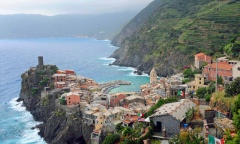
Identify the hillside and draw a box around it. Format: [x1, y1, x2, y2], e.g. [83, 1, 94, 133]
[0, 12, 136, 39]
[111, 0, 240, 76]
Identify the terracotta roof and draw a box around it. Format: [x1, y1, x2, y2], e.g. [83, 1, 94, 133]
[207, 62, 232, 70]
[195, 52, 206, 57]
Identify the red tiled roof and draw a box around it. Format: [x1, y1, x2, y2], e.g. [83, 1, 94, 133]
[207, 62, 232, 70]
[195, 52, 206, 57]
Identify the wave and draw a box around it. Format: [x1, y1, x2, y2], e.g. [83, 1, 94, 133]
[127, 72, 149, 77]
[118, 67, 135, 71]
[99, 57, 116, 61]
[9, 98, 46, 144]
[9, 98, 26, 112]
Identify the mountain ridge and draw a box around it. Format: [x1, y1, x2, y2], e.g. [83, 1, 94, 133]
[110, 0, 240, 76]
[0, 12, 137, 40]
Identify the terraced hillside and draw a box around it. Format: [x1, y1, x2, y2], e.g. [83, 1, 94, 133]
[111, 0, 240, 76]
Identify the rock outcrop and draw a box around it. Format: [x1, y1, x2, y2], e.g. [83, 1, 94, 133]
[18, 65, 92, 144]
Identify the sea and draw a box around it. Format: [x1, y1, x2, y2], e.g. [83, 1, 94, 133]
[0, 38, 149, 144]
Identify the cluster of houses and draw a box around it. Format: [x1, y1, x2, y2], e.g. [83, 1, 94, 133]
[49, 52, 240, 143]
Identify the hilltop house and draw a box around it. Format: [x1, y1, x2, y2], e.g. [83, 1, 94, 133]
[195, 52, 212, 69]
[149, 99, 196, 136]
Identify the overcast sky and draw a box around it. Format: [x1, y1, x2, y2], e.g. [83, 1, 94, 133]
[0, 0, 153, 15]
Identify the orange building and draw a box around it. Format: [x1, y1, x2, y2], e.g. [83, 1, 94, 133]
[203, 62, 233, 83]
[66, 70, 75, 75]
[195, 53, 212, 69]
[66, 92, 81, 106]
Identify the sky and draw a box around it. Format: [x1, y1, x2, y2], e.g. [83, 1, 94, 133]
[0, 0, 153, 16]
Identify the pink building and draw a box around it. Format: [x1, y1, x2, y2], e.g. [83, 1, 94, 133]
[195, 53, 212, 69]
[203, 62, 233, 83]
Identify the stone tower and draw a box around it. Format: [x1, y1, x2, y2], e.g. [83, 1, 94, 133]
[150, 67, 157, 85]
[37, 56, 44, 69]
[38, 56, 44, 66]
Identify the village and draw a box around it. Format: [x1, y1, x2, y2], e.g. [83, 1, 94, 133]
[40, 52, 240, 144]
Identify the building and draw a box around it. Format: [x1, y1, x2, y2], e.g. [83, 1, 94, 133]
[110, 94, 126, 107]
[150, 68, 157, 86]
[203, 62, 233, 83]
[120, 95, 146, 107]
[195, 52, 212, 69]
[66, 92, 81, 106]
[187, 74, 206, 92]
[232, 62, 240, 80]
[149, 99, 196, 135]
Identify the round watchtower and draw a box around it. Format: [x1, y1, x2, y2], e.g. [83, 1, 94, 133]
[150, 68, 157, 85]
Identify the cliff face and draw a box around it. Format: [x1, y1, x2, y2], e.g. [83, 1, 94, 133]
[111, 0, 240, 76]
[19, 65, 93, 144]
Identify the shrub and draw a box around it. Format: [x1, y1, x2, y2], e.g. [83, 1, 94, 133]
[205, 94, 211, 102]
[102, 134, 120, 144]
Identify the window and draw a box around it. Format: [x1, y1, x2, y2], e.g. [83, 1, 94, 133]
[238, 67, 240, 71]
[199, 82, 201, 84]
[199, 78, 201, 80]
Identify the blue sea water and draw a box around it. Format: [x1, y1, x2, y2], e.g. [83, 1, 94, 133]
[0, 38, 149, 144]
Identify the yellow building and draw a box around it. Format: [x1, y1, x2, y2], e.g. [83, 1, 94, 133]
[187, 74, 205, 92]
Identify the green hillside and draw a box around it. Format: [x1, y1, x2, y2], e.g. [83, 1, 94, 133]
[111, 0, 240, 76]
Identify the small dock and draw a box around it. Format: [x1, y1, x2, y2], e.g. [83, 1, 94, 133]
[99, 80, 131, 94]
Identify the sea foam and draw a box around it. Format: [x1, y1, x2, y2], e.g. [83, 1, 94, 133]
[9, 98, 46, 144]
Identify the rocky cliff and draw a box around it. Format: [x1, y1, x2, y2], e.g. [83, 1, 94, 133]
[111, 0, 240, 76]
[18, 65, 93, 144]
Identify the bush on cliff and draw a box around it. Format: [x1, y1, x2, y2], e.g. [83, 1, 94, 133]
[102, 133, 120, 144]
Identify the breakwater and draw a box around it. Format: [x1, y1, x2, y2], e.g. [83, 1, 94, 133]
[99, 80, 131, 94]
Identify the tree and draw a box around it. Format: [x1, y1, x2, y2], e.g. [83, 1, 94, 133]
[102, 134, 120, 144]
[205, 94, 211, 102]
[196, 87, 207, 98]
[115, 123, 124, 132]
[207, 82, 215, 94]
[225, 77, 240, 97]
[122, 127, 133, 137]
[217, 75, 223, 85]
[232, 95, 240, 114]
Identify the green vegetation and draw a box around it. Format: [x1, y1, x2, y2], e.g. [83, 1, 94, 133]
[225, 77, 240, 97]
[225, 95, 240, 144]
[55, 109, 66, 117]
[211, 91, 237, 112]
[115, 123, 124, 133]
[183, 68, 201, 79]
[224, 35, 240, 59]
[145, 97, 177, 117]
[102, 134, 121, 144]
[49, 65, 59, 74]
[185, 108, 195, 124]
[31, 88, 38, 95]
[42, 95, 50, 106]
[182, 78, 191, 84]
[114, 0, 240, 74]
[170, 132, 204, 144]
[196, 87, 207, 99]
[205, 94, 211, 102]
